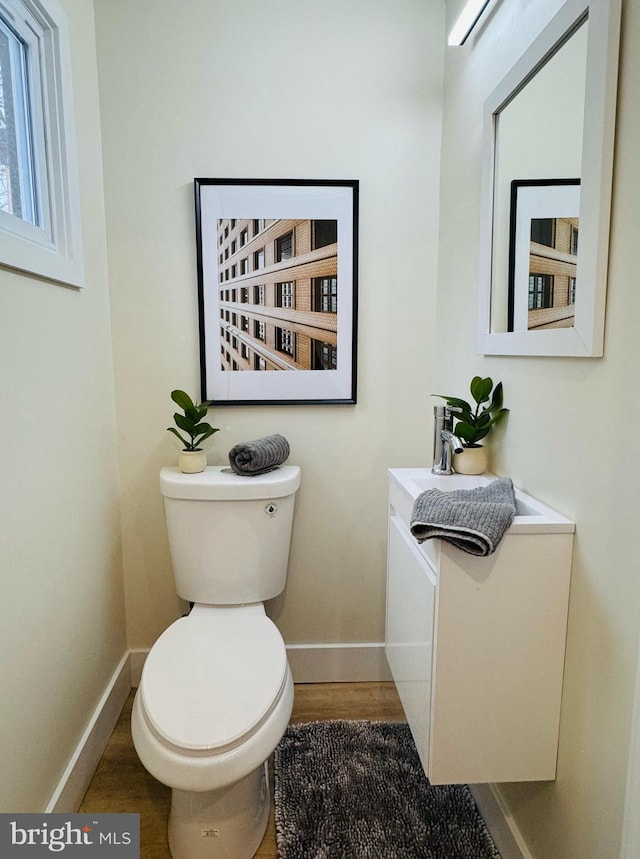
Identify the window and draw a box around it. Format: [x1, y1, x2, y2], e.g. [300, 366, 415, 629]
[0, 0, 84, 286]
[276, 327, 296, 358]
[275, 281, 295, 308]
[240, 257, 248, 275]
[0, 19, 37, 224]
[570, 225, 579, 255]
[275, 231, 293, 262]
[253, 284, 265, 304]
[312, 340, 337, 370]
[531, 218, 555, 248]
[569, 276, 577, 304]
[529, 274, 554, 310]
[254, 319, 265, 340]
[312, 220, 337, 249]
[253, 248, 265, 269]
[313, 276, 338, 313]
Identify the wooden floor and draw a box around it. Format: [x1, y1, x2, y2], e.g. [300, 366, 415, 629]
[79, 682, 406, 858]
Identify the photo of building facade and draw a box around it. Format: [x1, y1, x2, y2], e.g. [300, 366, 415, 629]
[527, 216, 579, 330]
[216, 218, 339, 371]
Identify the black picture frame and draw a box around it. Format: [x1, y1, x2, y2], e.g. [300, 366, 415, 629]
[194, 178, 358, 405]
[508, 178, 580, 332]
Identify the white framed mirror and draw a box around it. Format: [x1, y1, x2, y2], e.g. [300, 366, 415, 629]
[477, 0, 621, 357]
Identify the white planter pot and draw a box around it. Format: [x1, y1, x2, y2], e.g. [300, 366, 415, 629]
[178, 450, 207, 474]
[453, 445, 488, 475]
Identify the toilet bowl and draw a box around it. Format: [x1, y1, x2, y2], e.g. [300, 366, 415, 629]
[132, 605, 294, 858]
[132, 466, 300, 859]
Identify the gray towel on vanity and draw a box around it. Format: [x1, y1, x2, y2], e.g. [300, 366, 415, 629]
[410, 477, 517, 556]
[228, 434, 290, 476]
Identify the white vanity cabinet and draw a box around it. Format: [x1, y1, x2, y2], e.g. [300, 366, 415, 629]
[385, 468, 575, 785]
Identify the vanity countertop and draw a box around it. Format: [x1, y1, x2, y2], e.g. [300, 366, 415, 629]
[388, 468, 575, 535]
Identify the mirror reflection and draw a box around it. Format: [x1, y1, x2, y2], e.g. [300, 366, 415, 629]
[490, 19, 588, 333]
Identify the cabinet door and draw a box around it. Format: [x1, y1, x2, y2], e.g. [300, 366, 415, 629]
[385, 515, 436, 773]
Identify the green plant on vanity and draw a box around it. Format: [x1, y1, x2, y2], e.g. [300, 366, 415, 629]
[436, 376, 508, 447]
[167, 389, 219, 473]
[435, 377, 508, 475]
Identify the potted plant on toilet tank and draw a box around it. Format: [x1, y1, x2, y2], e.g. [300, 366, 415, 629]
[436, 376, 508, 474]
[167, 389, 219, 473]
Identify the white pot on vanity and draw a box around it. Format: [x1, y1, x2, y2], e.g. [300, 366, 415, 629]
[452, 444, 487, 475]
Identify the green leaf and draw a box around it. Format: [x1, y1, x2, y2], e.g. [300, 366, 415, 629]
[435, 395, 472, 413]
[477, 409, 508, 434]
[489, 381, 504, 413]
[193, 426, 219, 446]
[171, 390, 195, 412]
[174, 413, 195, 434]
[191, 421, 217, 436]
[454, 421, 481, 445]
[470, 376, 492, 406]
[167, 426, 189, 447]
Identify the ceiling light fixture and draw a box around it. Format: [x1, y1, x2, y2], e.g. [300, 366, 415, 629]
[448, 0, 493, 46]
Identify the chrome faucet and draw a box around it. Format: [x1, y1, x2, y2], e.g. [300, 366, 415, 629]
[432, 405, 464, 475]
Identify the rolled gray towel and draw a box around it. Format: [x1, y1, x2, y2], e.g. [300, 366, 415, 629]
[410, 477, 516, 556]
[228, 434, 290, 476]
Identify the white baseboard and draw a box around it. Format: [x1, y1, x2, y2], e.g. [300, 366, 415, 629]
[129, 648, 149, 688]
[46, 652, 131, 813]
[470, 784, 532, 859]
[130, 642, 392, 687]
[45, 642, 391, 812]
[621, 631, 640, 858]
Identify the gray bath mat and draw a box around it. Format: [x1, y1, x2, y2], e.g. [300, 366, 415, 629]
[274, 720, 501, 859]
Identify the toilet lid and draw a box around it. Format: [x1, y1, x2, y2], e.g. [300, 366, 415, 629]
[140, 613, 288, 752]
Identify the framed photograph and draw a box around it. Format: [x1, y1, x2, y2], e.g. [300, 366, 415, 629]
[508, 179, 580, 332]
[194, 178, 358, 405]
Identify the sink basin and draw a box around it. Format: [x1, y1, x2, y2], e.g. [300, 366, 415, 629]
[389, 468, 574, 534]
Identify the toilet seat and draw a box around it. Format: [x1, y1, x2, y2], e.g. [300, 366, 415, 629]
[139, 611, 288, 754]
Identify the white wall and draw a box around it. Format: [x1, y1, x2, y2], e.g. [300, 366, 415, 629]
[438, 1, 640, 856]
[0, 0, 126, 812]
[94, 0, 445, 649]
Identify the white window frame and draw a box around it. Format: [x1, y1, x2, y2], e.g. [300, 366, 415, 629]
[0, 0, 84, 287]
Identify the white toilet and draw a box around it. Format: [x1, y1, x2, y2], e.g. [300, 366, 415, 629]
[131, 464, 301, 859]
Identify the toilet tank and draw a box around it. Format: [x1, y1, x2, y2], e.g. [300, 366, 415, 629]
[159, 466, 301, 605]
